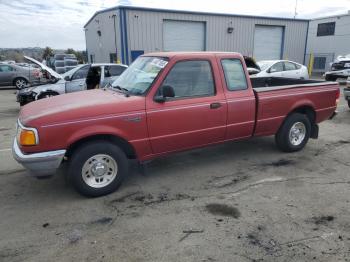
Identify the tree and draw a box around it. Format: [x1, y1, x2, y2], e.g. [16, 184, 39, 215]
[65, 48, 86, 64]
[42, 46, 53, 60]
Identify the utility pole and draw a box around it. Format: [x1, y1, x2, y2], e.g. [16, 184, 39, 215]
[294, 0, 298, 19]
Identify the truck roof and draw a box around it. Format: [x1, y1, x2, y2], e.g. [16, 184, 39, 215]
[143, 51, 243, 59]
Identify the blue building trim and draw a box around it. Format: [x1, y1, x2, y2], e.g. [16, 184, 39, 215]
[84, 5, 309, 28]
[303, 20, 310, 65]
[119, 9, 125, 64]
[122, 9, 130, 64]
[280, 26, 286, 59]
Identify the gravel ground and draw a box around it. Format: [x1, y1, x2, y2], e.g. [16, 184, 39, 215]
[0, 86, 349, 262]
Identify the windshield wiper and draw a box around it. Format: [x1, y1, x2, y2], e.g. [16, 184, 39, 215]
[112, 85, 131, 97]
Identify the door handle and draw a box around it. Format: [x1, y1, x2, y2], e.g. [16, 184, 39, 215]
[210, 102, 222, 109]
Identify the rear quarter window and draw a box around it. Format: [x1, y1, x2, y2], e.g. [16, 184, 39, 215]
[105, 65, 126, 77]
[221, 59, 248, 91]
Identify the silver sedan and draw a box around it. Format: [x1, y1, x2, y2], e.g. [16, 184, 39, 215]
[0, 63, 41, 89]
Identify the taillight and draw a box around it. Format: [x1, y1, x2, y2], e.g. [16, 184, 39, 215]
[335, 88, 340, 105]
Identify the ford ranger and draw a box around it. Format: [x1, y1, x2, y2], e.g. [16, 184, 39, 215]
[13, 52, 340, 197]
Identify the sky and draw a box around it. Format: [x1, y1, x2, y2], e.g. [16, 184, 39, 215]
[0, 0, 349, 50]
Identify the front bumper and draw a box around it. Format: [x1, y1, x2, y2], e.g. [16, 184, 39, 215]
[16, 90, 36, 105]
[12, 139, 66, 177]
[344, 88, 350, 100]
[324, 69, 350, 78]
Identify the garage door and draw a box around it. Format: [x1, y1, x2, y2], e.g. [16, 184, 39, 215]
[253, 25, 284, 61]
[163, 20, 205, 51]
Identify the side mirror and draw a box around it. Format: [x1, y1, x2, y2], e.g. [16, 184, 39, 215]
[269, 68, 277, 73]
[154, 85, 175, 103]
[64, 75, 71, 81]
[162, 85, 175, 98]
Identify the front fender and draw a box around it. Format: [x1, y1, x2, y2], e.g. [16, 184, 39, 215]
[65, 124, 130, 148]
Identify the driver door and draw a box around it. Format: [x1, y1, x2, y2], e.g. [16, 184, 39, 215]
[65, 65, 90, 93]
[146, 58, 227, 154]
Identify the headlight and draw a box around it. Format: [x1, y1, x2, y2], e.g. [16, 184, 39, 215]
[16, 121, 39, 146]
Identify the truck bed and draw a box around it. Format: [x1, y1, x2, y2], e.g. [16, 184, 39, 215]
[250, 77, 327, 90]
[250, 77, 339, 137]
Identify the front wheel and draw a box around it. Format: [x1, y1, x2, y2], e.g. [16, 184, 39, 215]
[347, 100, 350, 109]
[68, 141, 129, 197]
[275, 113, 311, 152]
[14, 78, 28, 89]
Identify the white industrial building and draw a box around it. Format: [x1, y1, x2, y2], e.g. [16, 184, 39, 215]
[306, 11, 350, 73]
[84, 6, 309, 65]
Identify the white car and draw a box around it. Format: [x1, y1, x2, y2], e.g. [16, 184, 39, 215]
[256, 60, 309, 79]
[17, 62, 128, 105]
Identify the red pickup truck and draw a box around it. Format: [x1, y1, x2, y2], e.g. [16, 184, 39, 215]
[13, 52, 339, 197]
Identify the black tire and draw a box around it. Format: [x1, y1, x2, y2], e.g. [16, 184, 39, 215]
[37, 91, 58, 100]
[14, 78, 28, 89]
[325, 75, 337, 81]
[68, 141, 129, 197]
[275, 113, 311, 152]
[348, 100, 350, 109]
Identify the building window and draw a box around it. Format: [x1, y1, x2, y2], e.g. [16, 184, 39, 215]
[110, 53, 117, 63]
[317, 22, 335, 36]
[313, 57, 327, 70]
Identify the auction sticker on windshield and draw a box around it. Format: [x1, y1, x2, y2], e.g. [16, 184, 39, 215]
[150, 58, 168, 68]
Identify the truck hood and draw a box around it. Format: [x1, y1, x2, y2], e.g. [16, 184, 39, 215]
[19, 89, 145, 127]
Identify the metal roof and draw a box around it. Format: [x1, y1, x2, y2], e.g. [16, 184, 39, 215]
[84, 5, 309, 28]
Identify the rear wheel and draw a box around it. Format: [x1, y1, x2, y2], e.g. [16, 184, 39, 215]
[275, 113, 311, 152]
[14, 78, 28, 89]
[68, 141, 129, 197]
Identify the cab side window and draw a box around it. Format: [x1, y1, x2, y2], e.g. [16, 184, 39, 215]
[106, 65, 126, 77]
[0, 65, 14, 72]
[160, 60, 215, 99]
[221, 59, 248, 91]
[72, 66, 89, 80]
[284, 62, 297, 71]
[270, 62, 284, 72]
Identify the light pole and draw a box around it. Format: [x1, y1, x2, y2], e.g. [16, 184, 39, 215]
[294, 0, 298, 19]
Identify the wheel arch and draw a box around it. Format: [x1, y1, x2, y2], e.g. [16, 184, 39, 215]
[37, 90, 60, 99]
[65, 134, 137, 160]
[277, 104, 317, 139]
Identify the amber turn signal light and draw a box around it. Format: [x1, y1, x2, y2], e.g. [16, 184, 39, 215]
[19, 129, 37, 146]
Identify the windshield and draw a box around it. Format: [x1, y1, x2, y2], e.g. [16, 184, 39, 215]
[111, 56, 168, 95]
[257, 61, 274, 71]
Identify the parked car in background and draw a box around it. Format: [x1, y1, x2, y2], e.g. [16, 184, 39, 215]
[13, 52, 339, 197]
[324, 54, 350, 81]
[244, 56, 261, 75]
[0, 63, 41, 89]
[16, 63, 127, 105]
[256, 60, 309, 79]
